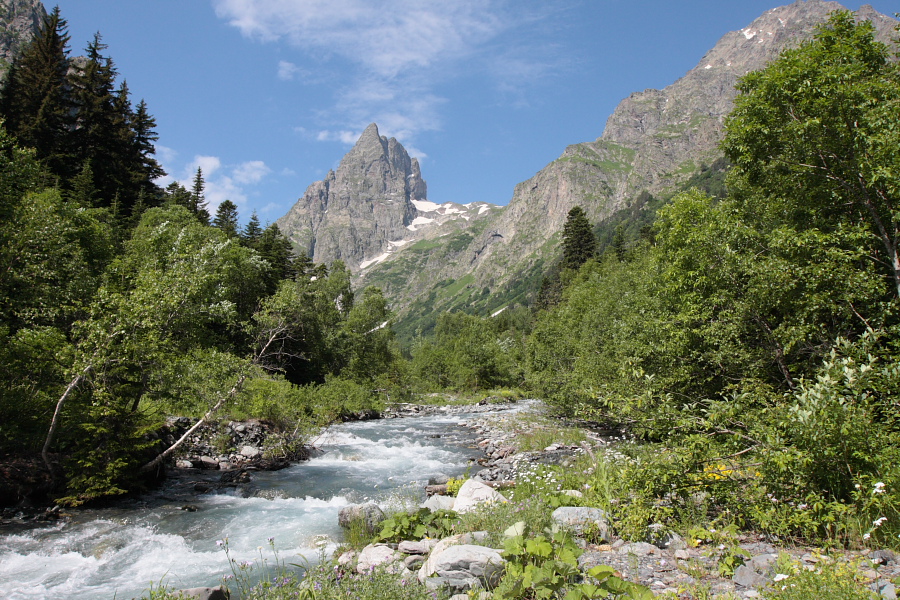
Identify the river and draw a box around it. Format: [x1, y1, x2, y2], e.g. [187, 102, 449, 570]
[0, 404, 518, 599]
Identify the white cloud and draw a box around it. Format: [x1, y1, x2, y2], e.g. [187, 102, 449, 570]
[233, 160, 272, 184]
[212, 0, 564, 152]
[277, 60, 299, 81]
[165, 155, 272, 213]
[187, 155, 223, 178]
[213, 0, 504, 78]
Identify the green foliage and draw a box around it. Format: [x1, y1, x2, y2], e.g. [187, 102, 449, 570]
[762, 554, 878, 600]
[561, 206, 596, 271]
[410, 311, 524, 392]
[374, 508, 457, 543]
[495, 532, 652, 600]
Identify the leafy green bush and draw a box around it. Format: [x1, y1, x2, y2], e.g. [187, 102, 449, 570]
[494, 532, 653, 600]
[374, 508, 457, 543]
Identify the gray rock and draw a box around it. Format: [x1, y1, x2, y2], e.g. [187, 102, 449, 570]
[551, 507, 611, 541]
[175, 460, 193, 469]
[404, 554, 427, 569]
[338, 502, 386, 533]
[357, 544, 400, 573]
[617, 542, 657, 557]
[747, 553, 777, 575]
[240, 445, 260, 458]
[198, 456, 219, 469]
[428, 473, 451, 486]
[453, 479, 508, 514]
[398, 539, 438, 555]
[421, 544, 505, 588]
[873, 581, 898, 600]
[871, 549, 898, 565]
[177, 587, 230, 600]
[422, 494, 456, 512]
[732, 564, 767, 588]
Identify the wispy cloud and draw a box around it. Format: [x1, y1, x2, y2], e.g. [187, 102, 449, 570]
[212, 0, 566, 150]
[156, 152, 273, 213]
[277, 60, 299, 81]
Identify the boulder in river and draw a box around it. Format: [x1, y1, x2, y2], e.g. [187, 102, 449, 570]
[338, 502, 386, 533]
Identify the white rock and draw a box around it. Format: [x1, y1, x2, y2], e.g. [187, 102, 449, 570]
[422, 495, 456, 512]
[420, 544, 505, 587]
[357, 544, 399, 573]
[453, 479, 507, 514]
[240, 445, 260, 458]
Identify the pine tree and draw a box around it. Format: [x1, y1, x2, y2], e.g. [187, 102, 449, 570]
[212, 200, 239, 238]
[0, 6, 74, 176]
[68, 160, 97, 207]
[128, 99, 164, 201]
[190, 167, 210, 224]
[241, 210, 262, 247]
[561, 206, 596, 271]
[69, 33, 126, 206]
[257, 223, 296, 292]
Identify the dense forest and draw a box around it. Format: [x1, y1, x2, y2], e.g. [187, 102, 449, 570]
[2, 7, 900, 551]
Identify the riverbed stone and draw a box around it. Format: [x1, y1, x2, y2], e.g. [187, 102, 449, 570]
[338, 502, 386, 533]
[177, 586, 230, 600]
[175, 460, 193, 469]
[428, 473, 451, 485]
[422, 494, 456, 512]
[357, 543, 400, 573]
[399, 539, 438, 555]
[551, 507, 611, 541]
[240, 445, 260, 458]
[198, 456, 219, 469]
[453, 479, 507, 514]
[419, 544, 505, 588]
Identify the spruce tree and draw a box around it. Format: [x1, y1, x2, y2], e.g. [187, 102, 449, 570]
[561, 206, 596, 271]
[212, 199, 239, 238]
[190, 167, 210, 224]
[0, 6, 74, 176]
[241, 210, 262, 247]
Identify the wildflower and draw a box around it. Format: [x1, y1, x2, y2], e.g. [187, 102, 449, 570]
[268, 536, 275, 543]
[864, 533, 872, 540]
[874, 517, 888, 527]
[774, 574, 789, 582]
[874, 482, 886, 494]
[216, 540, 224, 547]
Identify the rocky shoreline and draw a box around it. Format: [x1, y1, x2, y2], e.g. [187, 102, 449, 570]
[336, 399, 900, 600]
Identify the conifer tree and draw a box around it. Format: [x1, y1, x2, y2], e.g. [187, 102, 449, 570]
[212, 199, 239, 238]
[561, 206, 596, 271]
[68, 33, 125, 205]
[0, 6, 74, 176]
[241, 210, 263, 247]
[190, 167, 210, 224]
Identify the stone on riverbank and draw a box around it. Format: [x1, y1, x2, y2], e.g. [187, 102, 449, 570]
[453, 479, 507, 514]
[338, 502, 386, 533]
[551, 506, 611, 541]
[176, 586, 229, 600]
[419, 544, 505, 590]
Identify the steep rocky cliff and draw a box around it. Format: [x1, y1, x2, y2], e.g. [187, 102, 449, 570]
[277, 1, 898, 339]
[0, 0, 45, 76]
[277, 123, 498, 271]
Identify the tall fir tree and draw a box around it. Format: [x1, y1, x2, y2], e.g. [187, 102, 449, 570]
[190, 167, 210, 224]
[561, 206, 596, 271]
[212, 199, 239, 238]
[241, 210, 263, 248]
[0, 6, 74, 177]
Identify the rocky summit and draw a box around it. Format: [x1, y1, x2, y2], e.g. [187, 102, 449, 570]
[0, 0, 45, 76]
[277, 122, 497, 272]
[275, 1, 899, 338]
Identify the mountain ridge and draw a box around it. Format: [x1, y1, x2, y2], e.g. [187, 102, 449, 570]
[275, 1, 898, 340]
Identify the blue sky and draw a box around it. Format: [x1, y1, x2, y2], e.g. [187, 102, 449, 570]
[55, 0, 896, 223]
